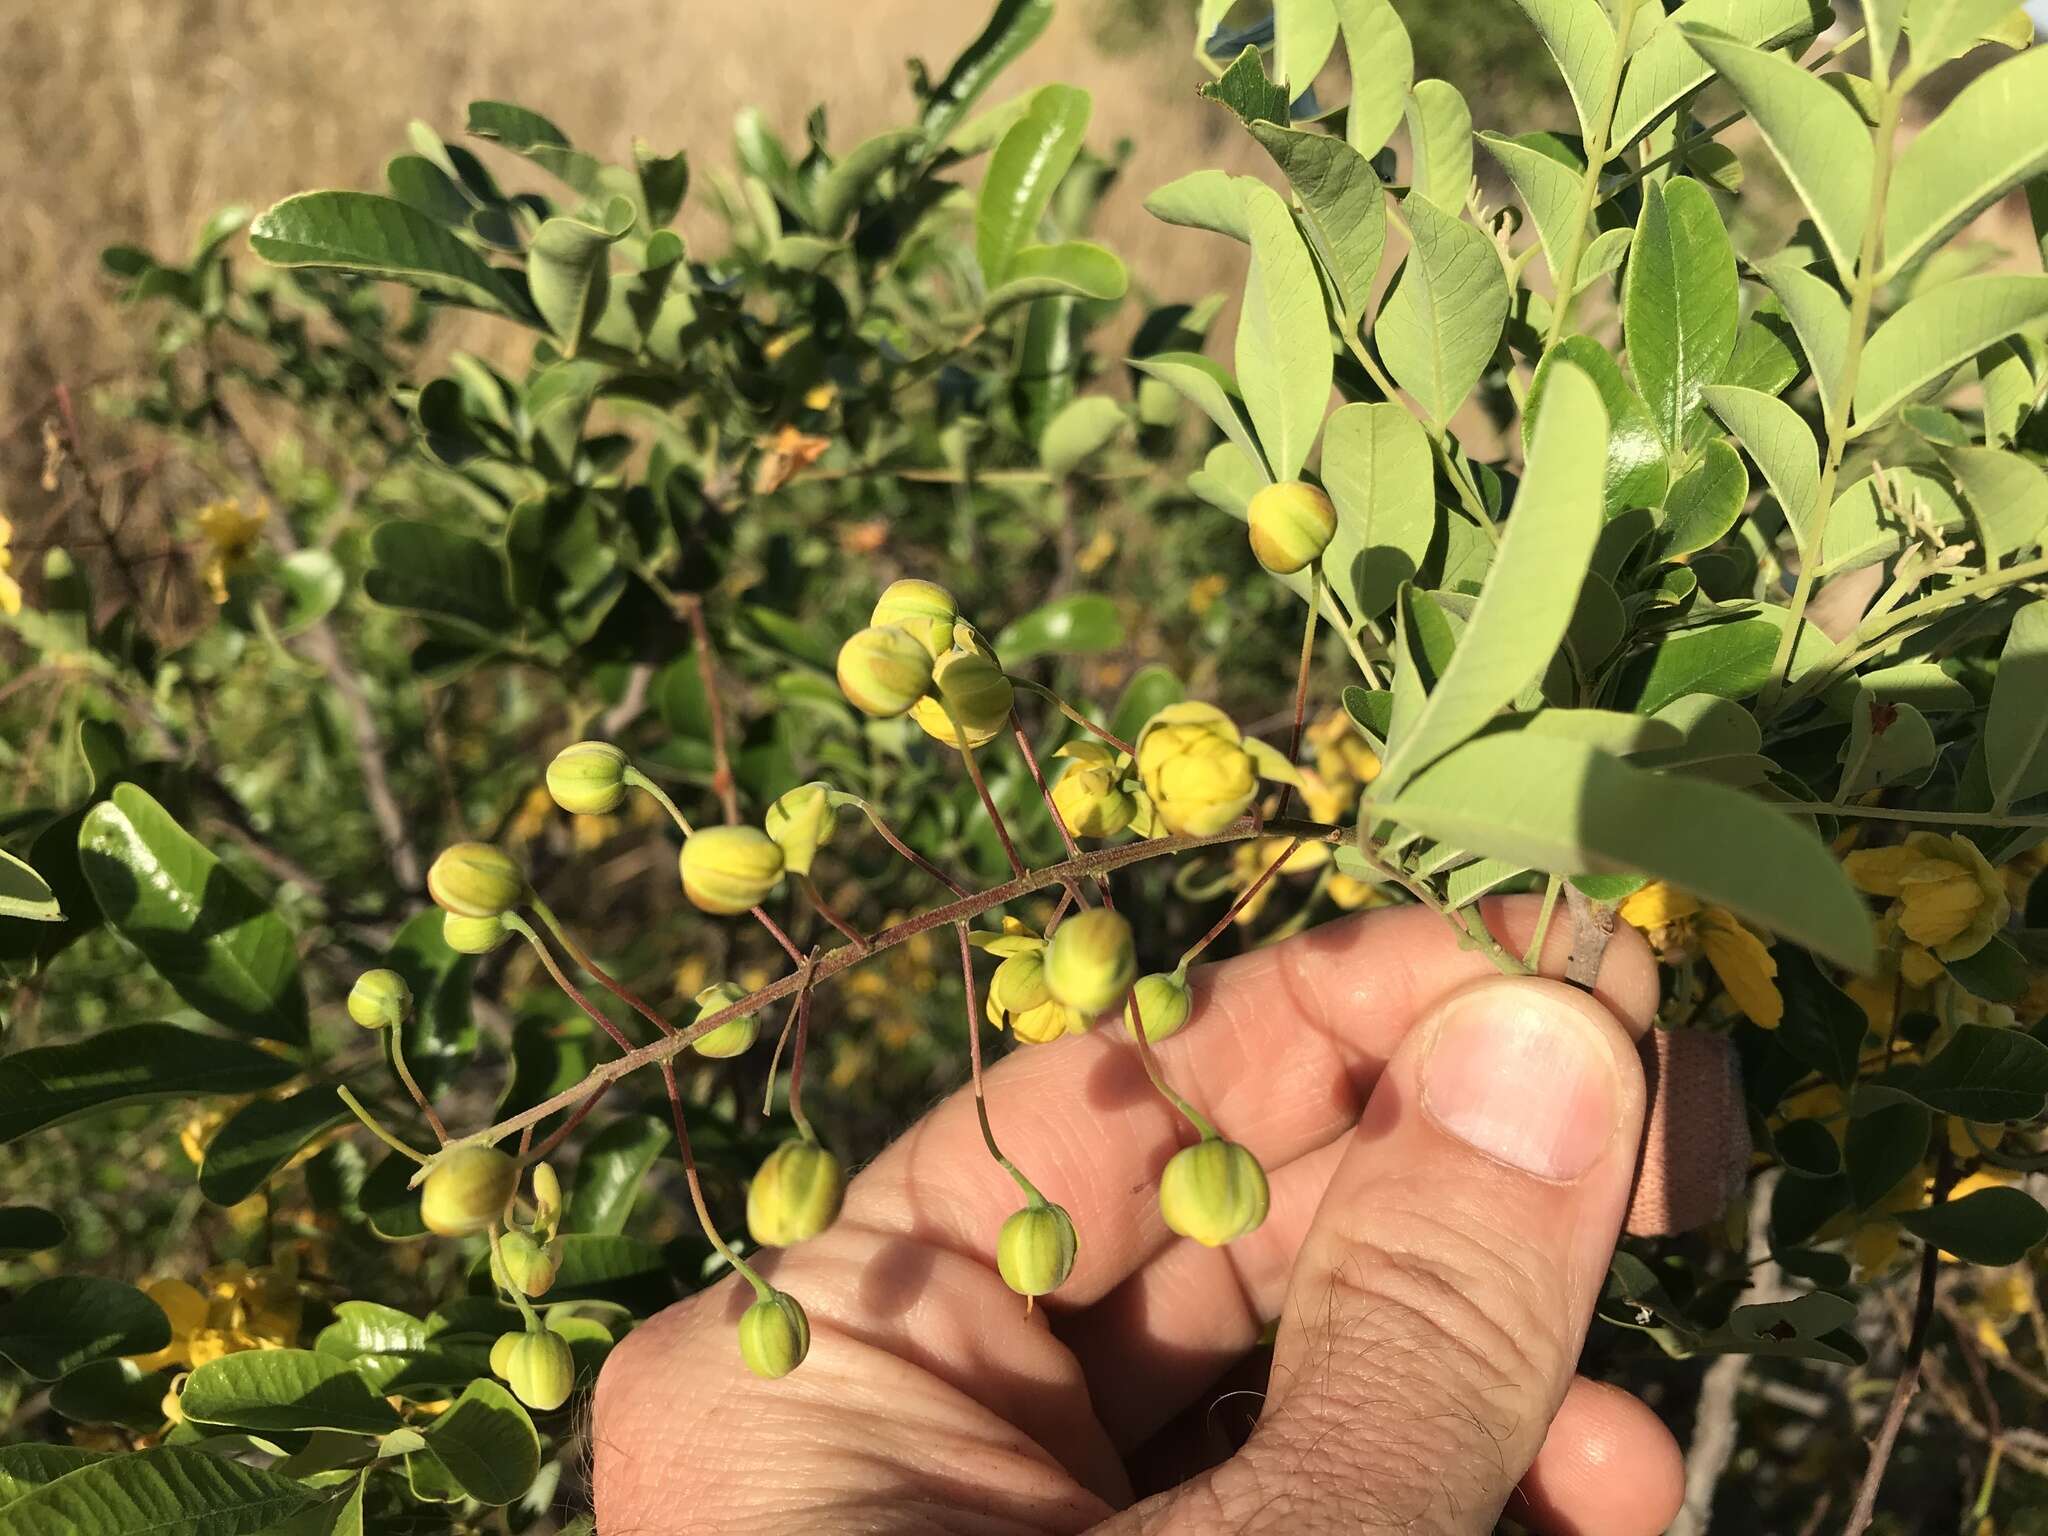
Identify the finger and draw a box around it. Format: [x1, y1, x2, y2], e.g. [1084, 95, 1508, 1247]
[843, 897, 1655, 1305]
[1509, 1378, 1685, 1536]
[1200, 975, 1648, 1534]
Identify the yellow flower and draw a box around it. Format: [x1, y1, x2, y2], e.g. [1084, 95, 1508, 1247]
[127, 1261, 302, 1373]
[1076, 529, 1117, 574]
[752, 425, 831, 495]
[1619, 882, 1782, 1029]
[1229, 835, 1328, 926]
[1135, 703, 1260, 836]
[1307, 710, 1382, 789]
[0, 514, 22, 617]
[1327, 870, 1391, 911]
[1187, 573, 1227, 617]
[1845, 832, 2010, 961]
[194, 498, 269, 605]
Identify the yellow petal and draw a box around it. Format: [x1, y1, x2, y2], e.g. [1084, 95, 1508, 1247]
[1699, 910, 1783, 1030]
[1843, 844, 1921, 896]
[1618, 881, 1701, 930]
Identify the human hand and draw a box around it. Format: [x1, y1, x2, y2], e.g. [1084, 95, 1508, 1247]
[594, 898, 1687, 1535]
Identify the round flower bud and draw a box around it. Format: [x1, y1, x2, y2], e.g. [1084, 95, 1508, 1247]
[679, 825, 785, 915]
[496, 1229, 560, 1298]
[691, 982, 758, 1058]
[1158, 1139, 1270, 1248]
[503, 1329, 576, 1411]
[489, 1331, 520, 1381]
[1128, 971, 1193, 1043]
[837, 625, 933, 717]
[1135, 703, 1259, 837]
[443, 912, 509, 955]
[546, 740, 629, 816]
[909, 644, 1014, 750]
[427, 842, 526, 920]
[346, 968, 411, 1031]
[738, 1291, 811, 1379]
[1246, 480, 1338, 575]
[1042, 909, 1136, 1019]
[871, 578, 957, 658]
[531, 1162, 562, 1223]
[996, 1203, 1078, 1297]
[419, 1145, 518, 1237]
[764, 782, 836, 878]
[747, 1139, 846, 1248]
[1051, 742, 1136, 839]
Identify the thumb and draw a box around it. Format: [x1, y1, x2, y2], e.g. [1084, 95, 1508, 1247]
[1222, 976, 1647, 1534]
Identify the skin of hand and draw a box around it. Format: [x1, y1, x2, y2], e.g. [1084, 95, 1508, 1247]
[594, 897, 1689, 1536]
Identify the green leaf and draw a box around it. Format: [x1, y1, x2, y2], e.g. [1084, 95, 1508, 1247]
[1846, 1102, 1931, 1207]
[1945, 934, 2028, 1002]
[1774, 1118, 1842, 1178]
[0, 1447, 315, 1536]
[1378, 733, 1876, 966]
[527, 197, 634, 353]
[1403, 80, 1473, 212]
[977, 84, 1090, 286]
[1610, 0, 1832, 149]
[813, 128, 920, 236]
[1245, 123, 1388, 326]
[1275, 0, 1342, 98]
[1987, 600, 2048, 813]
[1377, 363, 1606, 796]
[1708, 1290, 1864, 1365]
[1839, 696, 1935, 794]
[1507, 0, 1617, 140]
[420, 1379, 541, 1504]
[49, 1358, 171, 1430]
[1943, 444, 2048, 562]
[1677, 24, 1872, 276]
[0, 1447, 110, 1507]
[276, 549, 345, 636]
[1334, 0, 1413, 157]
[994, 595, 1124, 662]
[636, 144, 690, 228]
[363, 520, 516, 637]
[1039, 396, 1128, 479]
[1855, 275, 2048, 426]
[1703, 383, 1819, 534]
[0, 848, 61, 922]
[1143, 169, 1251, 241]
[1626, 178, 1739, 450]
[1376, 194, 1509, 428]
[199, 1086, 350, 1207]
[1884, 47, 2048, 279]
[1319, 402, 1436, 620]
[0, 1205, 66, 1257]
[182, 1348, 402, 1436]
[1199, 46, 1290, 127]
[1906, 0, 2034, 64]
[1874, 1024, 2048, 1120]
[1528, 336, 1669, 518]
[920, 0, 1055, 149]
[1238, 182, 1334, 482]
[1614, 616, 1782, 715]
[1754, 255, 1848, 422]
[249, 192, 529, 318]
[1132, 353, 1268, 476]
[1477, 133, 1588, 289]
[1863, 0, 1908, 74]
[1899, 1185, 2048, 1265]
[1775, 948, 1869, 1087]
[1111, 666, 1185, 745]
[465, 101, 609, 198]
[1388, 585, 1464, 750]
[1657, 438, 1749, 559]
[77, 784, 306, 1042]
[1819, 465, 1967, 576]
[0, 1023, 296, 1144]
[0, 1277, 168, 1380]
[985, 240, 1127, 309]
[565, 1114, 670, 1236]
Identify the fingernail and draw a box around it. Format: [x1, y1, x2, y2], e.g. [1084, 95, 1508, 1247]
[1419, 988, 1619, 1182]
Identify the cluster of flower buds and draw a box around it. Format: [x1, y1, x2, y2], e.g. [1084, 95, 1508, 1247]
[1135, 702, 1301, 836]
[976, 923, 1086, 1043]
[427, 842, 527, 955]
[835, 580, 1015, 749]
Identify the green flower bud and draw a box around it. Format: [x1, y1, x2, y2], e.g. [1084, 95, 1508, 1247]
[996, 1203, 1078, 1298]
[346, 968, 411, 1031]
[691, 982, 759, 1058]
[504, 1329, 576, 1411]
[764, 782, 836, 878]
[443, 912, 510, 955]
[489, 1331, 520, 1381]
[546, 740, 629, 816]
[909, 642, 1014, 750]
[738, 1291, 811, 1379]
[1246, 480, 1338, 575]
[746, 1139, 846, 1247]
[419, 1146, 518, 1237]
[1158, 1139, 1269, 1248]
[531, 1162, 562, 1227]
[496, 1229, 560, 1298]
[870, 578, 958, 658]
[427, 842, 526, 920]
[837, 624, 934, 717]
[1135, 703, 1259, 837]
[1042, 909, 1136, 1019]
[679, 825, 785, 915]
[985, 950, 1082, 1044]
[1128, 971, 1193, 1043]
[1050, 741, 1136, 839]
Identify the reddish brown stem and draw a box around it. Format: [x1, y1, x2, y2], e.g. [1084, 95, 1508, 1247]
[1180, 836, 1303, 966]
[800, 874, 868, 951]
[510, 916, 637, 1056]
[958, 732, 1028, 881]
[860, 804, 970, 897]
[679, 593, 742, 826]
[1009, 716, 1102, 908]
[788, 967, 817, 1143]
[529, 1082, 613, 1162]
[750, 904, 808, 965]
